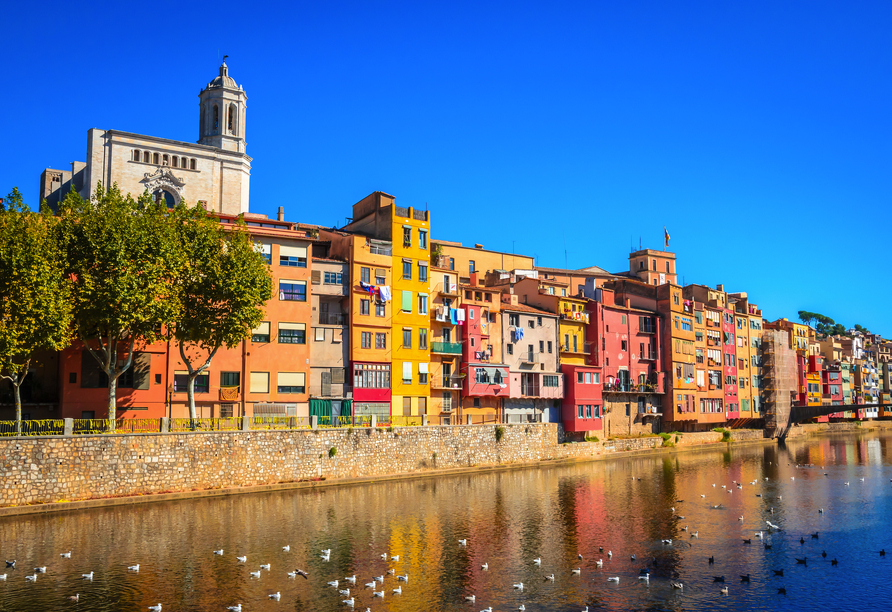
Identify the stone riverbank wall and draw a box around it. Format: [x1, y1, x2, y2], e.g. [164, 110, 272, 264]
[0, 424, 770, 507]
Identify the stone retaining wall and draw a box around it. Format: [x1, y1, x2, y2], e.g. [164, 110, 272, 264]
[0, 424, 770, 507]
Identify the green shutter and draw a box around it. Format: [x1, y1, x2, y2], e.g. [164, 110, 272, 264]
[402, 290, 413, 312]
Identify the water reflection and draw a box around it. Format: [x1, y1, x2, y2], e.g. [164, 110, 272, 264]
[1, 432, 891, 611]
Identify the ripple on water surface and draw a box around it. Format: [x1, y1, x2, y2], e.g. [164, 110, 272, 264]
[1, 431, 891, 611]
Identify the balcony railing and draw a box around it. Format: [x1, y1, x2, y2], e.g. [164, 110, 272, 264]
[432, 341, 462, 354]
[431, 376, 463, 390]
[318, 313, 347, 325]
[308, 384, 353, 397]
[521, 352, 540, 365]
[521, 383, 540, 396]
[603, 381, 664, 393]
[369, 245, 392, 256]
[434, 282, 459, 296]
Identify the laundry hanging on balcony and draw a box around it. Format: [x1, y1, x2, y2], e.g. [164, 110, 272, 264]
[456, 309, 465, 325]
[359, 281, 377, 294]
[378, 285, 391, 301]
[450, 309, 458, 324]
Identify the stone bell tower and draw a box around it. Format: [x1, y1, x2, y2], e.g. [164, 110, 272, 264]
[198, 58, 247, 153]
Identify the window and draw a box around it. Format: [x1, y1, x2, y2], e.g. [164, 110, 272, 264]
[361, 267, 370, 284]
[449, 258, 455, 270]
[469, 260, 476, 273]
[153, 152, 159, 165]
[665, 261, 670, 273]
[543, 375, 559, 387]
[172, 156, 178, 168]
[528, 319, 535, 329]
[403, 227, 412, 248]
[509, 313, 520, 327]
[402, 260, 412, 280]
[251, 321, 270, 343]
[473, 398, 481, 408]
[419, 328, 428, 349]
[418, 294, 428, 315]
[190, 158, 196, 170]
[540, 340, 545, 353]
[593, 373, 600, 383]
[573, 336, 578, 352]
[323, 271, 343, 285]
[586, 405, 592, 418]
[622, 315, 627, 325]
[577, 372, 584, 384]
[132, 150, 140, 162]
[278, 322, 306, 344]
[652, 259, 657, 271]
[694, 312, 703, 324]
[315, 328, 325, 341]
[143, 151, 150, 162]
[256, 244, 271, 264]
[249, 372, 269, 393]
[376, 333, 386, 349]
[277, 372, 306, 394]
[418, 262, 428, 282]
[564, 334, 570, 351]
[547, 341, 553, 353]
[375, 269, 386, 284]
[578, 405, 584, 419]
[402, 290, 413, 312]
[507, 344, 513, 355]
[681, 317, 693, 331]
[419, 230, 427, 249]
[360, 299, 370, 315]
[361, 332, 372, 348]
[403, 328, 412, 348]
[673, 292, 679, 305]
[585, 372, 592, 384]
[469, 309, 476, 320]
[174, 372, 209, 393]
[279, 281, 306, 301]
[561, 288, 567, 296]
[376, 301, 385, 317]
[419, 362, 428, 384]
[402, 362, 413, 384]
[621, 340, 628, 351]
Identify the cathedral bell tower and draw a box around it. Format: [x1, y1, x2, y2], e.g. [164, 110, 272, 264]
[198, 58, 247, 153]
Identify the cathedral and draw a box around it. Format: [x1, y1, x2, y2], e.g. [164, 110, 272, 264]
[39, 60, 252, 215]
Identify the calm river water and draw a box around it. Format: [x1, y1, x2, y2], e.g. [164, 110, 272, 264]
[2, 431, 892, 611]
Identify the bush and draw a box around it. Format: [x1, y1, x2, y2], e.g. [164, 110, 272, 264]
[495, 426, 505, 442]
[584, 435, 600, 443]
[328, 447, 337, 458]
[658, 432, 675, 447]
[712, 427, 732, 442]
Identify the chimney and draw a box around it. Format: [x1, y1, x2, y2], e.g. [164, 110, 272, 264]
[277, 206, 285, 221]
[474, 244, 484, 249]
[625, 298, 631, 308]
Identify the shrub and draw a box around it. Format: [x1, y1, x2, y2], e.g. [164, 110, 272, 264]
[328, 447, 337, 458]
[712, 427, 732, 442]
[584, 435, 600, 443]
[495, 426, 505, 442]
[658, 432, 675, 447]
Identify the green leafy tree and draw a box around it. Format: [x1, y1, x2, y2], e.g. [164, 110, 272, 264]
[798, 310, 816, 327]
[171, 205, 271, 420]
[60, 184, 182, 430]
[854, 324, 867, 334]
[0, 188, 72, 432]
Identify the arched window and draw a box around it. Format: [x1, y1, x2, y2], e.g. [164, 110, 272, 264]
[132, 150, 140, 162]
[228, 105, 235, 132]
[153, 153, 159, 165]
[172, 156, 178, 168]
[638, 261, 644, 270]
[162, 154, 169, 166]
[143, 151, 150, 162]
[213, 105, 219, 131]
[190, 158, 197, 170]
[152, 189, 176, 208]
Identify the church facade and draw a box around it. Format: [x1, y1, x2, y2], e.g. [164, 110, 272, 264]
[39, 61, 251, 215]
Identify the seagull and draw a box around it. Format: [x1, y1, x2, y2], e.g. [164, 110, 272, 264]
[149, 606, 162, 612]
[380, 553, 387, 559]
[374, 575, 384, 583]
[322, 549, 332, 555]
[458, 539, 468, 546]
[373, 591, 385, 597]
[571, 568, 581, 575]
[481, 563, 488, 570]
[608, 576, 620, 583]
[513, 582, 524, 590]
[755, 531, 764, 539]
[860, 478, 865, 482]
[662, 539, 673, 545]
[82, 572, 93, 580]
[226, 606, 242, 612]
[721, 587, 729, 595]
[791, 477, 795, 480]
[26, 574, 37, 582]
[0, 575, 6, 580]
[293, 569, 308, 579]
[578, 553, 583, 560]
[339, 588, 350, 596]
[392, 586, 402, 595]
[398, 573, 409, 582]
[465, 595, 476, 602]
[596, 559, 604, 567]
[328, 580, 339, 588]
[260, 563, 271, 571]
[345, 575, 356, 584]
[236, 556, 247, 563]
[630, 554, 636, 561]
[282, 545, 290, 552]
[819, 508, 824, 514]
[288, 571, 299, 579]
[700, 494, 706, 498]
[214, 550, 224, 556]
[269, 592, 281, 600]
[387, 569, 395, 575]
[671, 581, 684, 589]
[34, 566, 47, 573]
[391, 555, 400, 562]
[766, 521, 780, 530]
[845, 482, 850, 486]
[5, 561, 15, 568]
[68, 594, 79, 601]
[60, 552, 72, 559]
[739, 516, 744, 522]
[321, 552, 331, 561]
[518, 606, 526, 611]
[533, 557, 542, 566]
[608, 550, 613, 558]
[128, 564, 140, 571]
[250, 571, 261, 578]
[342, 598, 354, 607]
[480, 608, 493, 612]
[692, 531, 699, 538]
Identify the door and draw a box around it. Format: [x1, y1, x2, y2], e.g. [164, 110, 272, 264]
[443, 328, 451, 343]
[442, 363, 453, 387]
[331, 400, 342, 420]
[321, 371, 332, 396]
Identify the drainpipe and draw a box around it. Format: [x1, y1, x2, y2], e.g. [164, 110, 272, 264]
[241, 339, 247, 417]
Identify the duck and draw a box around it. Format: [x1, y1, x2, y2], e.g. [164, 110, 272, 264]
[708, 556, 715, 564]
[819, 508, 824, 514]
[282, 545, 290, 552]
[607, 576, 620, 583]
[513, 582, 524, 590]
[743, 539, 752, 545]
[671, 581, 684, 589]
[822, 551, 827, 558]
[293, 568, 308, 579]
[740, 574, 750, 582]
[630, 554, 636, 561]
[269, 592, 281, 600]
[260, 563, 271, 571]
[578, 553, 583, 560]
[60, 552, 72, 559]
[214, 549, 223, 556]
[5, 561, 15, 568]
[128, 564, 139, 571]
[773, 569, 784, 576]
[713, 576, 725, 582]
[778, 587, 787, 595]
[811, 532, 819, 539]
[82, 572, 93, 580]
[392, 586, 402, 595]
[342, 598, 354, 607]
[831, 558, 838, 566]
[249, 571, 261, 578]
[661, 539, 673, 545]
[764, 543, 773, 550]
[882, 550, 887, 557]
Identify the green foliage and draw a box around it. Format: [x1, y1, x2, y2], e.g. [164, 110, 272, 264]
[328, 447, 337, 458]
[712, 427, 732, 442]
[854, 324, 867, 333]
[60, 184, 183, 426]
[0, 189, 73, 430]
[584, 435, 600, 442]
[495, 425, 505, 442]
[798, 310, 849, 338]
[170, 204, 272, 418]
[658, 432, 675, 447]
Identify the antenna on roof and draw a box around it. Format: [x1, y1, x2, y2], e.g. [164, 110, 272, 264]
[639, 237, 642, 249]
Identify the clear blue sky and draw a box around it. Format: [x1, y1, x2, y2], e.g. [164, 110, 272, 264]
[4, 1, 891, 335]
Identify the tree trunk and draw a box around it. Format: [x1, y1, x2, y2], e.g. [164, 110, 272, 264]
[14, 374, 22, 435]
[108, 375, 117, 431]
[180, 342, 221, 425]
[187, 375, 197, 421]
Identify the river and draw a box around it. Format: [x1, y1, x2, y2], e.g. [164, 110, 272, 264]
[1, 431, 891, 611]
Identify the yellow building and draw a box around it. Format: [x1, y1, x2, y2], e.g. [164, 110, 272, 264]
[431, 240, 534, 279]
[728, 293, 763, 421]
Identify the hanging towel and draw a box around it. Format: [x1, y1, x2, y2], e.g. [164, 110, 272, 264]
[450, 309, 458, 324]
[379, 285, 391, 302]
[456, 309, 466, 322]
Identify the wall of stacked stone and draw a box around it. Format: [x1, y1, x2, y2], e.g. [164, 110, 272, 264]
[0, 423, 772, 507]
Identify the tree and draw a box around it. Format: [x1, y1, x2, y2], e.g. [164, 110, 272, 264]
[60, 184, 182, 430]
[0, 188, 72, 432]
[171, 205, 271, 420]
[798, 310, 815, 327]
[854, 324, 867, 334]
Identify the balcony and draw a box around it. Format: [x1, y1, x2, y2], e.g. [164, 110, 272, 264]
[521, 352, 541, 366]
[434, 282, 459, 296]
[369, 244, 392, 256]
[639, 324, 657, 334]
[431, 341, 462, 355]
[431, 375, 463, 390]
[603, 381, 663, 394]
[521, 382, 540, 397]
[219, 386, 240, 401]
[318, 313, 347, 325]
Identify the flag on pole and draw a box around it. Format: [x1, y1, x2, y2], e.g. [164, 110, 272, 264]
[664, 227, 670, 248]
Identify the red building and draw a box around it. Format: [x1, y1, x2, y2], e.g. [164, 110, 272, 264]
[460, 300, 509, 414]
[560, 363, 603, 433]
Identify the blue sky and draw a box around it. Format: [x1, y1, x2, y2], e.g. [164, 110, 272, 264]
[4, 1, 891, 335]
